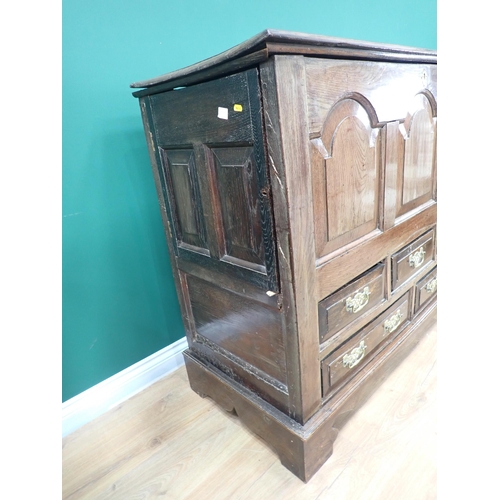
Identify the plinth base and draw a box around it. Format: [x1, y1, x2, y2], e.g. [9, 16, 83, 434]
[184, 301, 436, 482]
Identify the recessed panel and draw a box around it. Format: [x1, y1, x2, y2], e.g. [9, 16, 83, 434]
[161, 148, 208, 252]
[187, 275, 287, 383]
[326, 115, 377, 241]
[311, 98, 381, 257]
[212, 146, 266, 270]
[396, 92, 437, 218]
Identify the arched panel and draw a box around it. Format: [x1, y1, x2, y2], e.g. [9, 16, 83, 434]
[396, 92, 437, 219]
[311, 98, 381, 258]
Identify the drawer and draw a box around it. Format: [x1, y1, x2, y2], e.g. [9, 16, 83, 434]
[415, 266, 437, 312]
[321, 292, 411, 398]
[391, 229, 435, 291]
[318, 262, 386, 344]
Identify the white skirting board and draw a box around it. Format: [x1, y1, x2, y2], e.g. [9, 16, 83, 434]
[62, 337, 188, 438]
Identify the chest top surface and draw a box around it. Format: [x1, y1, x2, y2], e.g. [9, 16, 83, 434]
[130, 29, 437, 97]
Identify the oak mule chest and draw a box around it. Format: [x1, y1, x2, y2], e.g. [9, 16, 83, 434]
[131, 30, 437, 482]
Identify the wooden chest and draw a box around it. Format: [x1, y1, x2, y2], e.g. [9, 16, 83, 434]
[131, 29, 437, 482]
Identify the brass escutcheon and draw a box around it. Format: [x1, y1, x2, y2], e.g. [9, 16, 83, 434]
[342, 340, 367, 369]
[345, 286, 371, 314]
[384, 309, 403, 334]
[425, 278, 437, 294]
[409, 247, 426, 268]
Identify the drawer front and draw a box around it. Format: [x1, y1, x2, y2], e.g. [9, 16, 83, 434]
[415, 266, 437, 312]
[391, 229, 436, 291]
[321, 292, 411, 398]
[318, 262, 386, 343]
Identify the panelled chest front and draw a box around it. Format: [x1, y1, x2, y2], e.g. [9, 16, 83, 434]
[132, 29, 437, 482]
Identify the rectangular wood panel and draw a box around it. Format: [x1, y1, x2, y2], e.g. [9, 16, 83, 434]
[211, 146, 266, 271]
[148, 69, 278, 291]
[160, 148, 208, 252]
[150, 71, 254, 146]
[187, 275, 287, 384]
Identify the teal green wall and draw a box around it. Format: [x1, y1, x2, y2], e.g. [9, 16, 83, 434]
[62, 0, 436, 402]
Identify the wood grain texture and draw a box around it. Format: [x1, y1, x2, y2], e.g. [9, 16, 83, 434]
[414, 266, 437, 313]
[273, 55, 321, 423]
[139, 97, 198, 351]
[131, 29, 436, 93]
[259, 59, 305, 421]
[321, 292, 411, 398]
[149, 68, 278, 292]
[187, 274, 286, 384]
[396, 92, 437, 220]
[305, 59, 437, 133]
[311, 98, 381, 256]
[62, 314, 436, 499]
[183, 300, 435, 482]
[212, 146, 266, 269]
[160, 148, 209, 252]
[383, 121, 402, 230]
[133, 35, 438, 481]
[391, 228, 436, 292]
[318, 262, 386, 344]
[317, 204, 436, 300]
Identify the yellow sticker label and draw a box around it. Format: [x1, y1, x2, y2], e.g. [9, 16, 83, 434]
[233, 104, 243, 112]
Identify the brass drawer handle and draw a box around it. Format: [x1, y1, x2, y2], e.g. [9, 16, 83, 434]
[384, 309, 403, 334]
[425, 278, 437, 294]
[345, 286, 371, 314]
[342, 340, 367, 369]
[408, 247, 426, 268]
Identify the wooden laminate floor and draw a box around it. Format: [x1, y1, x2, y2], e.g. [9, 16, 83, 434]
[62, 320, 437, 500]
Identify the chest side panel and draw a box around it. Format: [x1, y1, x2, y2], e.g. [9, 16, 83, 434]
[143, 69, 289, 412]
[149, 69, 278, 292]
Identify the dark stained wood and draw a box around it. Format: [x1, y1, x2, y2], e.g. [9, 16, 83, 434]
[131, 29, 436, 94]
[133, 30, 437, 482]
[160, 148, 208, 252]
[188, 333, 291, 415]
[147, 68, 278, 292]
[138, 97, 200, 352]
[317, 203, 437, 300]
[391, 228, 436, 292]
[272, 55, 322, 424]
[395, 91, 438, 220]
[176, 258, 279, 308]
[212, 146, 266, 269]
[131, 48, 270, 98]
[414, 265, 437, 313]
[265, 41, 437, 63]
[184, 300, 436, 482]
[305, 59, 437, 132]
[186, 274, 286, 384]
[150, 71, 254, 146]
[311, 97, 382, 256]
[318, 262, 386, 344]
[319, 261, 420, 358]
[321, 292, 411, 399]
[259, 58, 305, 422]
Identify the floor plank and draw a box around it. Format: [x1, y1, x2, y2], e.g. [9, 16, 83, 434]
[62, 321, 437, 499]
